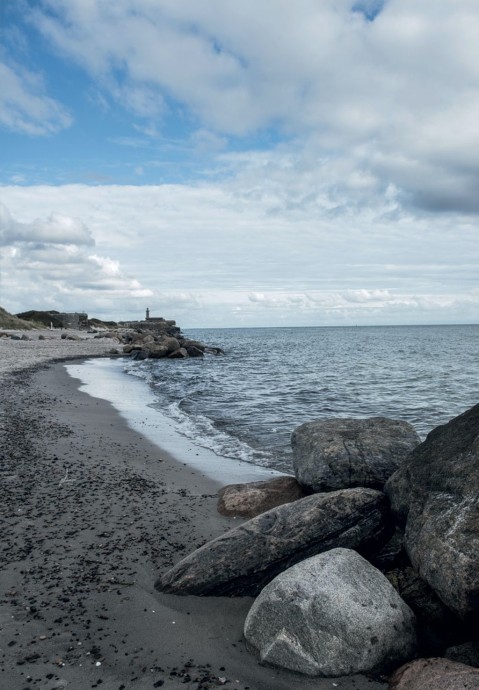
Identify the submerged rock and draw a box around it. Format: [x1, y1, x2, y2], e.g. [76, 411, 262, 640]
[157, 487, 391, 596]
[217, 476, 306, 518]
[244, 548, 416, 677]
[385, 403, 479, 620]
[292, 417, 420, 492]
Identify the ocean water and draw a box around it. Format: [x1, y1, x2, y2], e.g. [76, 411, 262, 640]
[122, 324, 479, 475]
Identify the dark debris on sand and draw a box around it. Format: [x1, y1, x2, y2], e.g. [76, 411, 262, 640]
[0, 368, 247, 690]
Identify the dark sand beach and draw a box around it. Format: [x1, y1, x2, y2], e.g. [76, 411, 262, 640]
[0, 353, 387, 690]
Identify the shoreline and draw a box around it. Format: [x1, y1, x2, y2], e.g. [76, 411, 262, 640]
[0, 349, 387, 689]
[66, 357, 284, 485]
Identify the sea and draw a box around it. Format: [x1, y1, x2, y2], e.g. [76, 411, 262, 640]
[75, 324, 478, 477]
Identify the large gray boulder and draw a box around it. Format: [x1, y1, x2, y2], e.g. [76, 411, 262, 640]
[244, 548, 416, 677]
[385, 403, 479, 620]
[143, 342, 169, 358]
[292, 417, 420, 493]
[389, 658, 479, 690]
[160, 336, 181, 353]
[217, 476, 306, 518]
[157, 487, 391, 596]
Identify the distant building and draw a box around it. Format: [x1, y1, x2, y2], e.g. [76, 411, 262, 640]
[121, 309, 179, 334]
[56, 312, 89, 329]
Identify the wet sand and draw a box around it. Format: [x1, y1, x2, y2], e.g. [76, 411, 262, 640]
[0, 350, 387, 689]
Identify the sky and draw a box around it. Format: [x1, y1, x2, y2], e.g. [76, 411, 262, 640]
[0, 0, 478, 328]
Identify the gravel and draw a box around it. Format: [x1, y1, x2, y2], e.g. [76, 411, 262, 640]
[0, 329, 118, 378]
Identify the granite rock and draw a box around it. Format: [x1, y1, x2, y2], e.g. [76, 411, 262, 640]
[244, 548, 416, 677]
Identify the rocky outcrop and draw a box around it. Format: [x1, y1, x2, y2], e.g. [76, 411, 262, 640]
[217, 476, 306, 518]
[157, 487, 391, 596]
[385, 403, 479, 620]
[292, 417, 420, 492]
[117, 328, 223, 360]
[244, 548, 416, 677]
[389, 658, 479, 689]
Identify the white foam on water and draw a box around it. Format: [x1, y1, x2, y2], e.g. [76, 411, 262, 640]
[65, 357, 285, 485]
[164, 400, 272, 466]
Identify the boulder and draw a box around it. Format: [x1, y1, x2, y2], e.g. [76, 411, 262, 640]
[369, 527, 406, 570]
[217, 476, 306, 518]
[181, 339, 206, 352]
[161, 336, 181, 353]
[385, 566, 460, 654]
[185, 345, 204, 357]
[244, 548, 416, 677]
[168, 347, 188, 359]
[385, 403, 479, 620]
[389, 658, 479, 690]
[144, 343, 169, 358]
[157, 487, 392, 596]
[446, 641, 479, 668]
[131, 331, 148, 343]
[130, 349, 149, 361]
[292, 417, 420, 493]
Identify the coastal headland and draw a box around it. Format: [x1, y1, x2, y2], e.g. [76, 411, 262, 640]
[0, 331, 387, 690]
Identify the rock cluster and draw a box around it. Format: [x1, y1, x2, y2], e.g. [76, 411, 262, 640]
[158, 405, 479, 682]
[94, 325, 224, 360]
[0, 331, 32, 341]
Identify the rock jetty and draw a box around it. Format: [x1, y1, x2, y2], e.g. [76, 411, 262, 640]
[114, 322, 223, 360]
[158, 405, 479, 683]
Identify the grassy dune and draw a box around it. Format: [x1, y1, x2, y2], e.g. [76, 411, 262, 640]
[0, 306, 41, 330]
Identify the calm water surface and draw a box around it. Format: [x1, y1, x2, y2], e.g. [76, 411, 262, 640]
[123, 325, 478, 473]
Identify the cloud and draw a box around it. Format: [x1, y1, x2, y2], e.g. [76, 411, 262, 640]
[0, 202, 153, 318]
[0, 60, 72, 135]
[0, 203, 94, 246]
[19, 0, 479, 216]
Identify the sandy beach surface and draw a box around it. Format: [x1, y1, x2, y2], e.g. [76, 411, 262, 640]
[0, 332, 387, 689]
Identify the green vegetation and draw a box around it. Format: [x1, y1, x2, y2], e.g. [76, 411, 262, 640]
[0, 307, 41, 330]
[88, 317, 119, 329]
[16, 310, 64, 328]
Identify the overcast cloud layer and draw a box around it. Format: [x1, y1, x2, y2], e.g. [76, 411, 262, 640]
[0, 0, 478, 326]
